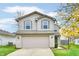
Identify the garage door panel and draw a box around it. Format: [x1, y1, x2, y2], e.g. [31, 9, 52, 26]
[22, 37, 49, 48]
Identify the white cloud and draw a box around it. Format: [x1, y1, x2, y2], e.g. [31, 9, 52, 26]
[0, 24, 17, 33]
[0, 18, 17, 25]
[0, 18, 17, 30]
[2, 6, 44, 14]
[2, 6, 57, 17]
[0, 18, 17, 32]
[47, 12, 57, 17]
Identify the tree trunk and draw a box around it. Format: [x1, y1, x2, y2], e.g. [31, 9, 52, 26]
[68, 38, 70, 49]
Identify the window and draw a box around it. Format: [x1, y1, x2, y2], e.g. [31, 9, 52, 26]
[25, 21, 32, 29]
[54, 30, 57, 32]
[42, 20, 49, 29]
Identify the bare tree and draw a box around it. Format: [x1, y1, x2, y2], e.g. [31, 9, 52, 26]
[16, 10, 25, 18]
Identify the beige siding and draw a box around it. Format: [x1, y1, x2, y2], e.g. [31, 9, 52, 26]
[0, 35, 16, 46]
[18, 14, 58, 31]
[49, 35, 55, 48]
[53, 24, 59, 32]
[16, 35, 22, 48]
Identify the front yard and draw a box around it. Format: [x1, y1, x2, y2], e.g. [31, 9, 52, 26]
[0, 46, 17, 56]
[1, 44, 79, 56]
[52, 44, 79, 56]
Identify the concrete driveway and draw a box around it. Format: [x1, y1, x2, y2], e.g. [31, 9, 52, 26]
[7, 48, 54, 56]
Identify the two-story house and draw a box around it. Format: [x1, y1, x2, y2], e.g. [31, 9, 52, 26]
[15, 11, 60, 48]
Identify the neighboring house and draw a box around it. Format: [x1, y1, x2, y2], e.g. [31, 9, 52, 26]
[75, 39, 79, 45]
[0, 29, 16, 46]
[60, 36, 69, 45]
[60, 36, 79, 45]
[15, 11, 60, 48]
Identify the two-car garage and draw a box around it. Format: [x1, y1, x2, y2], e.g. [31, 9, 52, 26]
[16, 34, 56, 48]
[22, 35, 49, 48]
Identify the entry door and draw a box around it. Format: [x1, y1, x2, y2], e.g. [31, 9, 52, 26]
[55, 35, 58, 48]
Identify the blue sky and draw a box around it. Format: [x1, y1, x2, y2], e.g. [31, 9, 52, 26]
[0, 3, 62, 33]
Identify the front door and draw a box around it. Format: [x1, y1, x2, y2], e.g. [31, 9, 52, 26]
[55, 35, 58, 48]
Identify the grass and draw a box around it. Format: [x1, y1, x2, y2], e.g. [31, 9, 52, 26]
[0, 45, 17, 56]
[52, 44, 79, 56]
[53, 49, 68, 56]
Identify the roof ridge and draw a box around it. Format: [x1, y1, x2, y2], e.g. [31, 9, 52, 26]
[15, 11, 56, 22]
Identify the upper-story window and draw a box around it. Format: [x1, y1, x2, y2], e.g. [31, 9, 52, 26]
[42, 20, 49, 29]
[25, 21, 32, 29]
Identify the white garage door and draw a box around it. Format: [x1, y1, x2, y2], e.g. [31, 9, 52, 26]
[22, 36, 49, 48]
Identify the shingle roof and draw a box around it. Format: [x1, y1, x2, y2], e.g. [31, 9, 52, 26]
[15, 11, 56, 22]
[0, 29, 15, 36]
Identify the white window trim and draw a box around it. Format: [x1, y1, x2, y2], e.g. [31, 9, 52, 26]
[41, 20, 49, 29]
[24, 20, 32, 30]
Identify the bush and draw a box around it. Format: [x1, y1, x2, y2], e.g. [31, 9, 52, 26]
[7, 42, 13, 46]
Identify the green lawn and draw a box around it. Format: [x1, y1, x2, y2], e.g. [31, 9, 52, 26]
[52, 45, 79, 56]
[0, 46, 17, 56]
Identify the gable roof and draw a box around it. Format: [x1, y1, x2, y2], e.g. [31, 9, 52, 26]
[15, 11, 56, 22]
[0, 29, 15, 36]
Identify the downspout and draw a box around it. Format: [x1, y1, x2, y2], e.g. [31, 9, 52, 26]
[35, 19, 38, 32]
